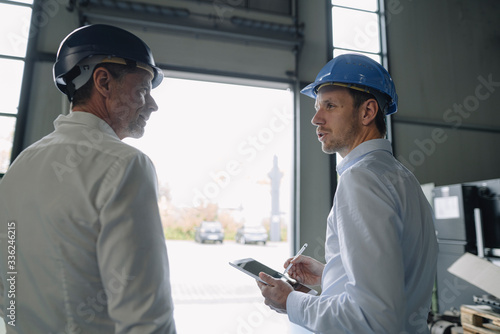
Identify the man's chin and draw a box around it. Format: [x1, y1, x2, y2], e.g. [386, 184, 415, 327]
[321, 144, 336, 155]
[127, 126, 145, 139]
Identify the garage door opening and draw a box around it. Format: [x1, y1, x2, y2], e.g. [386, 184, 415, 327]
[124, 73, 299, 333]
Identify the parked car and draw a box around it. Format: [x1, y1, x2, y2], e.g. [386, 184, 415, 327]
[195, 221, 224, 244]
[235, 225, 268, 245]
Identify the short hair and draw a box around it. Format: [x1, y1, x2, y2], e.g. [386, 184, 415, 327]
[71, 63, 139, 106]
[349, 89, 387, 137]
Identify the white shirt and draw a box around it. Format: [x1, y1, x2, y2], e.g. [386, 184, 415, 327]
[287, 139, 438, 334]
[0, 112, 176, 333]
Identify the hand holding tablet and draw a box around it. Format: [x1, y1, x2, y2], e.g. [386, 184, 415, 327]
[229, 257, 318, 295]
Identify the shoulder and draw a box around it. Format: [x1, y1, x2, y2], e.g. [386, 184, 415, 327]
[341, 150, 411, 186]
[340, 161, 381, 187]
[102, 141, 156, 179]
[336, 155, 401, 206]
[97, 143, 158, 202]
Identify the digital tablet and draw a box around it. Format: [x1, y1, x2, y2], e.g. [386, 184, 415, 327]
[229, 258, 318, 295]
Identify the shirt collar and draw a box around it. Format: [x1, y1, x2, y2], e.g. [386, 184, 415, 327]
[336, 139, 393, 175]
[53, 111, 118, 138]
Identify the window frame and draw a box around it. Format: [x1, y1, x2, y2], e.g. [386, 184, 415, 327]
[0, 0, 35, 178]
[327, 0, 390, 200]
[330, 0, 391, 140]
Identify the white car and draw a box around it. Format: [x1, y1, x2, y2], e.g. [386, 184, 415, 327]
[235, 225, 268, 245]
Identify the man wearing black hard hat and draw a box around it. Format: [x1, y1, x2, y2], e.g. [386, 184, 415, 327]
[257, 54, 438, 333]
[0, 25, 176, 333]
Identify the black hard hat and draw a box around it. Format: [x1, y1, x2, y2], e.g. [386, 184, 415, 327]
[53, 24, 163, 100]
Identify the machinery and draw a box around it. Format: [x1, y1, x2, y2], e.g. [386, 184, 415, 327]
[432, 178, 500, 313]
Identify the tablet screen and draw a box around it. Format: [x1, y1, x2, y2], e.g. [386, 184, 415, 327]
[236, 259, 283, 280]
[230, 258, 318, 296]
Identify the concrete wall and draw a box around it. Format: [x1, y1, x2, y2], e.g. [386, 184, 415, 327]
[386, 0, 500, 186]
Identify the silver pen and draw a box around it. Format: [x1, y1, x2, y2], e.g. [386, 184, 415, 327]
[283, 243, 308, 276]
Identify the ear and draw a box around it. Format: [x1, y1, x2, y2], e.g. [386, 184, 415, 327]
[360, 98, 379, 126]
[92, 67, 113, 98]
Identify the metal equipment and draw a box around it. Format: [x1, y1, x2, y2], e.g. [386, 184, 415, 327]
[432, 178, 500, 313]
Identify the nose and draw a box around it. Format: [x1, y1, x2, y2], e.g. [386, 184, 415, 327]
[147, 94, 158, 112]
[311, 107, 324, 126]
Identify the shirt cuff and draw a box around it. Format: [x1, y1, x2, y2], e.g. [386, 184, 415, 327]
[287, 290, 312, 326]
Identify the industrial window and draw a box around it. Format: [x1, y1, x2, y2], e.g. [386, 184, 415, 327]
[331, 0, 384, 62]
[0, 0, 32, 175]
[330, 0, 388, 165]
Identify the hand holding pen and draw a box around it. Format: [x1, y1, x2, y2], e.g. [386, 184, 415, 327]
[283, 243, 325, 286]
[283, 243, 308, 276]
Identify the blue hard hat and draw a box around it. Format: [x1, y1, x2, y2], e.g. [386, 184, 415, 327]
[53, 24, 163, 100]
[300, 54, 398, 115]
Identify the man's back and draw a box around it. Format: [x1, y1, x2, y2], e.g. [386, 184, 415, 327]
[0, 112, 175, 333]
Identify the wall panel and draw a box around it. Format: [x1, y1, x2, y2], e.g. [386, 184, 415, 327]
[386, 0, 500, 185]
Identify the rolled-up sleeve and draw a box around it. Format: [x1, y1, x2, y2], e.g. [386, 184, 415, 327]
[97, 153, 176, 333]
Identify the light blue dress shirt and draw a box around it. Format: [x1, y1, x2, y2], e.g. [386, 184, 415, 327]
[287, 139, 438, 333]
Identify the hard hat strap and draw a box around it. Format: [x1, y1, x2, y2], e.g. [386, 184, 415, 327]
[61, 66, 82, 102]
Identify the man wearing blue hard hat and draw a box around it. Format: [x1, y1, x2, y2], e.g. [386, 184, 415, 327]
[258, 54, 438, 333]
[0, 25, 176, 332]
